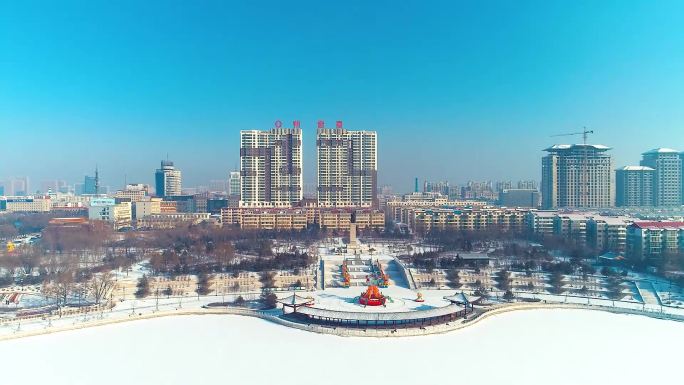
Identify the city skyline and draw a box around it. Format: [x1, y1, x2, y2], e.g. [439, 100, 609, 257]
[2, 1, 684, 191]
[1, 136, 681, 195]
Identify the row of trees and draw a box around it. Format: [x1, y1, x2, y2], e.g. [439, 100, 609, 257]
[0, 213, 59, 239]
[404, 252, 489, 272]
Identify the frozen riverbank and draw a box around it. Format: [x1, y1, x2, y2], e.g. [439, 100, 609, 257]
[0, 309, 682, 385]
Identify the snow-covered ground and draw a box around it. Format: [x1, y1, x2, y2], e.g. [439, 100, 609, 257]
[313, 286, 450, 313]
[0, 309, 682, 385]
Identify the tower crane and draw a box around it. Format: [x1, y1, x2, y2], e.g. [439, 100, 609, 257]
[551, 127, 594, 145]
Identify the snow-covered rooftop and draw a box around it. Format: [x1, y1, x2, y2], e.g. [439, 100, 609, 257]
[642, 148, 680, 155]
[544, 144, 611, 152]
[618, 166, 655, 171]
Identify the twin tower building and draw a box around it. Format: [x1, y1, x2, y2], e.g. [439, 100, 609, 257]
[239, 120, 377, 208]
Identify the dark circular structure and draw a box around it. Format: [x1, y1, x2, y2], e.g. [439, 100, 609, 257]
[285, 303, 472, 329]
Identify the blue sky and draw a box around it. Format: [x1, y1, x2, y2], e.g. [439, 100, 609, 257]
[1, 0, 683, 192]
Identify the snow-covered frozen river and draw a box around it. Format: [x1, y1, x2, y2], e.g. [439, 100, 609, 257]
[1, 309, 682, 385]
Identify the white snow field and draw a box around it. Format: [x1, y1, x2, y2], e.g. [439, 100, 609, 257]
[0, 309, 682, 385]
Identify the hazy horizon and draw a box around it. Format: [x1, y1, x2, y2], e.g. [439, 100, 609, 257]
[2, 1, 683, 192]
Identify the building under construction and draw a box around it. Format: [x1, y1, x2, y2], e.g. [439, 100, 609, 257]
[541, 144, 613, 209]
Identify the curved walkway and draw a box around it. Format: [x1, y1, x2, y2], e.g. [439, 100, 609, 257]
[2, 299, 682, 342]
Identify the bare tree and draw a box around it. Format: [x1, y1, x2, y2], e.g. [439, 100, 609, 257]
[90, 272, 116, 305]
[45, 270, 76, 307]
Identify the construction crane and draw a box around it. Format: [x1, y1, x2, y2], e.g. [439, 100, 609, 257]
[550, 128, 595, 208]
[551, 127, 594, 145]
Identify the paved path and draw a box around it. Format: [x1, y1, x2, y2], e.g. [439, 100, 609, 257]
[635, 280, 662, 305]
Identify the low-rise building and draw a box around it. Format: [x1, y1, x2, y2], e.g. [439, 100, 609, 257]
[3, 196, 51, 212]
[586, 216, 631, 253]
[134, 198, 162, 219]
[160, 201, 178, 213]
[627, 221, 684, 260]
[88, 198, 132, 229]
[386, 198, 489, 224]
[222, 208, 308, 231]
[136, 212, 211, 229]
[408, 207, 527, 234]
[220, 207, 384, 232]
[524, 210, 557, 236]
[114, 189, 147, 202]
[499, 189, 540, 208]
[526, 211, 634, 253]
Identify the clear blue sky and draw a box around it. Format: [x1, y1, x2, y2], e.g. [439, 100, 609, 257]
[1, 0, 683, 193]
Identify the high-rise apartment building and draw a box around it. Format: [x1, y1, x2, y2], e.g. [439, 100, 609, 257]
[681, 151, 684, 205]
[316, 120, 377, 207]
[495, 181, 513, 193]
[541, 144, 613, 209]
[640, 148, 682, 207]
[240, 121, 302, 207]
[208, 180, 228, 193]
[423, 180, 450, 196]
[229, 171, 240, 197]
[3, 177, 30, 196]
[517, 180, 538, 190]
[155, 160, 182, 197]
[615, 166, 654, 207]
[41, 180, 67, 194]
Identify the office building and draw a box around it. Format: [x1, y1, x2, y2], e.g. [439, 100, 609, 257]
[317, 120, 377, 207]
[615, 166, 654, 207]
[240, 121, 302, 207]
[84, 175, 97, 194]
[83, 167, 100, 195]
[640, 148, 682, 207]
[3, 196, 51, 212]
[541, 144, 613, 209]
[499, 189, 540, 208]
[155, 160, 182, 197]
